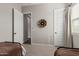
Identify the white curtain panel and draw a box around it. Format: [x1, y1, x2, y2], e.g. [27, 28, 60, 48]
[64, 4, 73, 48]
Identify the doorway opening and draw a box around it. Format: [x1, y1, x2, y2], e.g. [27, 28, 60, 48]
[23, 13, 31, 44]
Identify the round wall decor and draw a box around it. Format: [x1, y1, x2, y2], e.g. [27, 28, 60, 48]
[37, 19, 47, 28]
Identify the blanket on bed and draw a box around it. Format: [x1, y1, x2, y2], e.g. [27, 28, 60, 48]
[54, 47, 79, 56]
[0, 42, 22, 56]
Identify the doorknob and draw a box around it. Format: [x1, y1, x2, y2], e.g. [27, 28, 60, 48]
[55, 32, 57, 34]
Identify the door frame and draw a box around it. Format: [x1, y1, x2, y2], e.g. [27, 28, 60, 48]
[12, 8, 14, 43]
[23, 12, 32, 44]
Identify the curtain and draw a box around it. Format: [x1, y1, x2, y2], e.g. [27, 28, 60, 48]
[64, 4, 73, 48]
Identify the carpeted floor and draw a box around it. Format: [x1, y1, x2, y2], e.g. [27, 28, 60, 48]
[23, 44, 57, 56]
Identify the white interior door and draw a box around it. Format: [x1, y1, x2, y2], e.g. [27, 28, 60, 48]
[54, 8, 65, 47]
[14, 8, 23, 44]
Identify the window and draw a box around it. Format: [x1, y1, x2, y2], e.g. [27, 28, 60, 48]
[72, 18, 79, 33]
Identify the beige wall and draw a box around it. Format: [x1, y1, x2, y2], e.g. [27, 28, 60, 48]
[22, 3, 65, 45]
[0, 4, 21, 42]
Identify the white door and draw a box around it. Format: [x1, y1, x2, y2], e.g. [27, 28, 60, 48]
[54, 8, 65, 47]
[14, 8, 23, 44]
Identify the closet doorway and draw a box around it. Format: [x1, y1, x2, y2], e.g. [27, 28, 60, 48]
[23, 13, 31, 44]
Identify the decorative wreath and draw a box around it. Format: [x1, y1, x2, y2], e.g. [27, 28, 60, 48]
[37, 19, 47, 28]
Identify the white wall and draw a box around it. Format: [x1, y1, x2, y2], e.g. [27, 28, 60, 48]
[0, 4, 21, 42]
[22, 3, 65, 45]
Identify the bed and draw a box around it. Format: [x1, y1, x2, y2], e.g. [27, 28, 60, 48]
[54, 47, 79, 56]
[0, 42, 26, 56]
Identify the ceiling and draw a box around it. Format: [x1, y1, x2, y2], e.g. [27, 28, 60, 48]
[19, 3, 41, 6]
